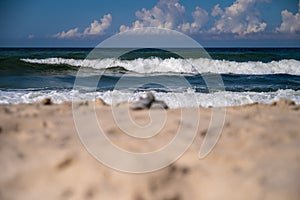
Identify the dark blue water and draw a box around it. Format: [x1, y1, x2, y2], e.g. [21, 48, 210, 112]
[0, 48, 299, 105]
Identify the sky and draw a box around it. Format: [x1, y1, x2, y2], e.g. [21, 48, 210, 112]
[0, 0, 299, 47]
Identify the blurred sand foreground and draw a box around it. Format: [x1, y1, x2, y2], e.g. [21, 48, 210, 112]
[0, 99, 300, 200]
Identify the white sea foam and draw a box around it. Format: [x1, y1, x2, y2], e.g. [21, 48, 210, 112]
[1, 89, 299, 108]
[21, 57, 300, 75]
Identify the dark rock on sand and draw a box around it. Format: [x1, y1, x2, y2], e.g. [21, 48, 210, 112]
[130, 92, 168, 110]
[150, 100, 169, 109]
[40, 98, 53, 105]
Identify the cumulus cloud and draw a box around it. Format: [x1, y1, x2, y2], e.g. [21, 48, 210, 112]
[53, 28, 80, 39]
[120, 0, 185, 32]
[119, 0, 209, 33]
[120, 0, 270, 37]
[276, 1, 300, 34]
[83, 14, 112, 36]
[211, 4, 223, 17]
[210, 0, 267, 36]
[53, 14, 112, 39]
[179, 7, 209, 33]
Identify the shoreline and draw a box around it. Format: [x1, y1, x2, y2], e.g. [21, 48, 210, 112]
[0, 99, 300, 199]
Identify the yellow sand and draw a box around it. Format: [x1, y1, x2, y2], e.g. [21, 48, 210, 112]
[0, 99, 299, 200]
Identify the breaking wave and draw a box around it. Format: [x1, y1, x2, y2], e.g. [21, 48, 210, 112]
[21, 57, 300, 75]
[1, 89, 299, 108]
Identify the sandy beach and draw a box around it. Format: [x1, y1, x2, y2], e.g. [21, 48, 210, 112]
[1, 0, 300, 199]
[0, 99, 299, 200]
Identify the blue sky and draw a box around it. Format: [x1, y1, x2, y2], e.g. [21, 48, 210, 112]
[0, 0, 299, 47]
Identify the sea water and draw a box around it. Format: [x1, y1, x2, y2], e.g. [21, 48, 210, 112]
[0, 48, 299, 108]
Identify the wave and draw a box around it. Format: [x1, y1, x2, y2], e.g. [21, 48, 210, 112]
[1, 89, 299, 108]
[21, 57, 300, 75]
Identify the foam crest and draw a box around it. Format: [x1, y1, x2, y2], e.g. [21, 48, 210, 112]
[21, 58, 300, 75]
[1, 89, 299, 108]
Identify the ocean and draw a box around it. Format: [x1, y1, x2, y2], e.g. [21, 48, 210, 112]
[0, 48, 299, 108]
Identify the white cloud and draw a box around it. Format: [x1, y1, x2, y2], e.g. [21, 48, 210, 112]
[211, 4, 223, 17]
[210, 0, 267, 36]
[53, 28, 80, 39]
[120, 0, 270, 37]
[276, 1, 300, 34]
[179, 7, 208, 33]
[83, 14, 112, 36]
[53, 14, 112, 39]
[120, 0, 185, 31]
[120, 0, 210, 34]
